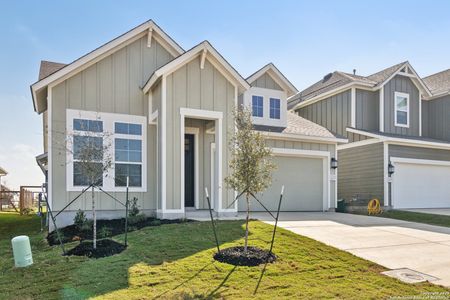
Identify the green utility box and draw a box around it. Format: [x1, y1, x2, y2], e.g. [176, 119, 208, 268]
[336, 199, 346, 213]
[11, 235, 33, 267]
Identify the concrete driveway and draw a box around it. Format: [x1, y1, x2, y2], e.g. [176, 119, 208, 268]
[253, 212, 450, 287]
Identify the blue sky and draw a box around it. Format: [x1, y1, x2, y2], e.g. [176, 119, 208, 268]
[1, 0, 450, 189]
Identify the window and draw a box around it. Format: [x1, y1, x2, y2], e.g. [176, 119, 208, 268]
[395, 92, 409, 127]
[269, 98, 280, 119]
[72, 119, 104, 186]
[252, 95, 264, 117]
[114, 123, 143, 187]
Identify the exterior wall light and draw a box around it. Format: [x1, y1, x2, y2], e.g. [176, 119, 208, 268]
[330, 158, 338, 169]
[388, 163, 395, 176]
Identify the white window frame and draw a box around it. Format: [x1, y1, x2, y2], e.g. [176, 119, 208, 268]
[243, 87, 287, 127]
[394, 92, 410, 128]
[66, 109, 147, 192]
[269, 97, 281, 119]
[252, 95, 264, 118]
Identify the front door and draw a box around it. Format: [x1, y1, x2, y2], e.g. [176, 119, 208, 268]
[184, 134, 195, 207]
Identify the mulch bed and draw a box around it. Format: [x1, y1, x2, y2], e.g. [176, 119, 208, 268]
[47, 217, 192, 246]
[65, 239, 126, 258]
[214, 246, 276, 266]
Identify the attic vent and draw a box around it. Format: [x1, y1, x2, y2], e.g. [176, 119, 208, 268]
[323, 73, 333, 81]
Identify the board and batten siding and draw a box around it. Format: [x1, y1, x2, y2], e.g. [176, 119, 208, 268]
[265, 139, 337, 209]
[338, 142, 384, 204]
[50, 36, 174, 212]
[164, 56, 236, 210]
[383, 75, 420, 136]
[250, 72, 283, 90]
[356, 89, 379, 131]
[422, 95, 450, 142]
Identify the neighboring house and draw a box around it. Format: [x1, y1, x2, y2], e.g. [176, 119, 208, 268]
[290, 61, 450, 209]
[31, 20, 345, 227]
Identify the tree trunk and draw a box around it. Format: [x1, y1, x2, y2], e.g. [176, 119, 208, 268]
[244, 193, 250, 253]
[92, 186, 96, 249]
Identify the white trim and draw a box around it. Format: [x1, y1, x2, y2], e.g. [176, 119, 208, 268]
[271, 148, 331, 211]
[351, 87, 356, 127]
[183, 127, 200, 209]
[260, 130, 348, 144]
[334, 146, 338, 209]
[337, 138, 381, 150]
[346, 127, 450, 150]
[390, 157, 450, 167]
[383, 142, 389, 207]
[394, 91, 410, 128]
[379, 62, 431, 97]
[47, 86, 53, 210]
[147, 27, 153, 48]
[160, 76, 167, 213]
[142, 41, 250, 94]
[180, 108, 223, 120]
[200, 49, 207, 70]
[379, 86, 384, 132]
[32, 20, 184, 113]
[210, 143, 216, 210]
[244, 87, 287, 128]
[65, 109, 147, 192]
[419, 92, 422, 136]
[246, 63, 298, 97]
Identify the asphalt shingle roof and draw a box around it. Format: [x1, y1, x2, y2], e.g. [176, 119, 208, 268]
[423, 69, 450, 95]
[38, 61, 67, 80]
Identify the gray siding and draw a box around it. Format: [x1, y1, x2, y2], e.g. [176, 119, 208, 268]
[338, 142, 384, 204]
[383, 75, 420, 136]
[164, 56, 236, 210]
[356, 89, 379, 131]
[251, 72, 282, 90]
[423, 95, 450, 142]
[297, 90, 352, 139]
[50, 36, 174, 212]
[389, 144, 450, 162]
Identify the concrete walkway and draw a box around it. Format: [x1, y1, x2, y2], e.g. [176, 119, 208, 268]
[253, 212, 450, 287]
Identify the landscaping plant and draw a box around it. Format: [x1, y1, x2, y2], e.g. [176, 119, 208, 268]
[225, 108, 276, 252]
[73, 209, 87, 231]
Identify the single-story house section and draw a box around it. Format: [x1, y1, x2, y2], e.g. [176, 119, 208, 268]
[30, 20, 347, 228]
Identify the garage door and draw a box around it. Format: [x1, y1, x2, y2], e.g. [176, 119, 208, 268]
[238, 155, 325, 212]
[392, 159, 450, 209]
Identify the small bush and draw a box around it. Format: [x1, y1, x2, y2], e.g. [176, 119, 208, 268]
[74, 210, 87, 231]
[128, 197, 139, 217]
[98, 226, 112, 239]
[128, 213, 147, 225]
[149, 219, 161, 226]
[81, 220, 93, 232]
[21, 208, 34, 215]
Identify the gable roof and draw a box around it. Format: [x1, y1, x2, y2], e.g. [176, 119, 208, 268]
[289, 61, 432, 110]
[39, 61, 67, 80]
[246, 63, 298, 97]
[0, 166, 7, 177]
[142, 40, 250, 94]
[31, 20, 184, 114]
[423, 68, 450, 97]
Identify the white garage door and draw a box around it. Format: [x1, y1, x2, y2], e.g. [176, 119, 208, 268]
[238, 155, 326, 212]
[392, 158, 450, 209]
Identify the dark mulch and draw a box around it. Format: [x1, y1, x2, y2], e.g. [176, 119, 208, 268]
[214, 246, 276, 266]
[47, 217, 193, 246]
[65, 239, 126, 258]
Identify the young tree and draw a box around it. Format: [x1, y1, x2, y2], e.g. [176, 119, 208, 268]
[66, 122, 112, 249]
[225, 108, 276, 252]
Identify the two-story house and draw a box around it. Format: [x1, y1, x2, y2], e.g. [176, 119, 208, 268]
[31, 20, 346, 228]
[290, 62, 450, 209]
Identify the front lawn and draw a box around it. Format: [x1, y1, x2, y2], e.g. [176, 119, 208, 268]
[378, 210, 450, 228]
[0, 212, 448, 299]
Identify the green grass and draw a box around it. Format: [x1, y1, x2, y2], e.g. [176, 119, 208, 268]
[378, 210, 450, 228]
[0, 211, 448, 299]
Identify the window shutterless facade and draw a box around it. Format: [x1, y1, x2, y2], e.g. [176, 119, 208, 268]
[270, 98, 281, 119]
[394, 92, 410, 127]
[66, 109, 147, 192]
[252, 95, 264, 117]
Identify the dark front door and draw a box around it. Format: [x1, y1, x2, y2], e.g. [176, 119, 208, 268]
[184, 134, 195, 207]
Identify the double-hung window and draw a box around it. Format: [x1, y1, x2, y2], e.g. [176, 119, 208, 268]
[269, 98, 281, 119]
[72, 119, 104, 187]
[252, 95, 264, 117]
[394, 92, 409, 127]
[114, 122, 143, 187]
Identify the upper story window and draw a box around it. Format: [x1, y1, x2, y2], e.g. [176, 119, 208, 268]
[270, 98, 281, 119]
[252, 95, 264, 117]
[394, 92, 409, 127]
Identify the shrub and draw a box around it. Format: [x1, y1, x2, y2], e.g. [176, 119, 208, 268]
[128, 197, 139, 217]
[81, 220, 93, 232]
[21, 208, 34, 215]
[128, 213, 146, 225]
[98, 226, 112, 239]
[74, 210, 87, 231]
[149, 219, 161, 226]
